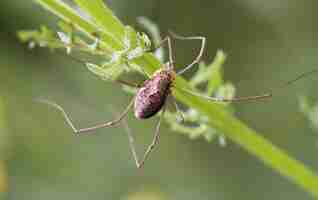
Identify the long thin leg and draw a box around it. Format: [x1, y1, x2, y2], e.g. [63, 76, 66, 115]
[151, 36, 174, 66]
[180, 68, 318, 103]
[36, 97, 135, 135]
[169, 31, 206, 75]
[170, 96, 185, 123]
[109, 106, 140, 168]
[138, 103, 167, 168]
[120, 103, 167, 168]
[56, 50, 142, 88]
[181, 88, 272, 102]
[121, 114, 140, 168]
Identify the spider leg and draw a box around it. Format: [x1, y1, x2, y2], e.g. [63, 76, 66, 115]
[137, 103, 167, 168]
[168, 31, 206, 75]
[36, 97, 135, 135]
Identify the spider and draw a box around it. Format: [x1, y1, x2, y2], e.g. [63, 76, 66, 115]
[39, 32, 316, 168]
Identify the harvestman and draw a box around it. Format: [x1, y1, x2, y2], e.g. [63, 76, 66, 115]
[39, 32, 318, 168]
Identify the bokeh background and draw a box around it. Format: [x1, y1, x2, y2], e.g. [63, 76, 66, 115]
[1, 0, 318, 199]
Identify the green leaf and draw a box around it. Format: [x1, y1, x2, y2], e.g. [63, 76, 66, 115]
[137, 17, 162, 46]
[18, 25, 61, 49]
[165, 110, 217, 141]
[189, 61, 208, 86]
[35, 0, 122, 50]
[86, 62, 125, 81]
[189, 50, 226, 95]
[206, 50, 226, 94]
[18, 30, 40, 42]
[137, 17, 164, 62]
[215, 83, 236, 103]
[123, 26, 138, 49]
[299, 96, 312, 115]
[57, 20, 73, 34]
[299, 96, 318, 131]
[73, 0, 125, 41]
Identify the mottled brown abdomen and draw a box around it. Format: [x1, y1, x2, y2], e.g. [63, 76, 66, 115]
[134, 69, 175, 119]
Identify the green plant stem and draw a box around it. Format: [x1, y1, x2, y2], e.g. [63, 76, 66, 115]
[35, 0, 318, 198]
[35, 0, 122, 50]
[175, 86, 318, 194]
[73, 0, 125, 41]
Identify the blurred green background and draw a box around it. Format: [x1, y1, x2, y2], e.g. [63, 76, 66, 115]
[1, 0, 318, 199]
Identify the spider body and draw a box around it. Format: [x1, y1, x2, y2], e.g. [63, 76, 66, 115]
[134, 66, 176, 119]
